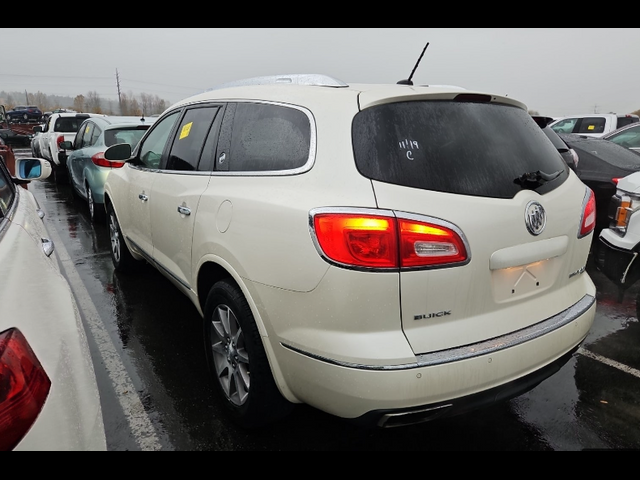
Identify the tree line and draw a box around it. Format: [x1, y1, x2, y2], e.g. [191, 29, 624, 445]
[0, 90, 169, 117]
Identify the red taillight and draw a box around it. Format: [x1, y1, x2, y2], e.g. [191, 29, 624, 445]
[91, 152, 124, 168]
[0, 328, 51, 451]
[612, 178, 622, 185]
[579, 188, 596, 238]
[56, 135, 65, 149]
[312, 211, 468, 269]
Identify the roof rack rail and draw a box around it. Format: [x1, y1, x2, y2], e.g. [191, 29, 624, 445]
[206, 74, 349, 91]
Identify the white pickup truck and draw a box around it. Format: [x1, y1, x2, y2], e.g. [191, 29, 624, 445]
[32, 112, 105, 182]
[597, 171, 640, 303]
[550, 113, 639, 138]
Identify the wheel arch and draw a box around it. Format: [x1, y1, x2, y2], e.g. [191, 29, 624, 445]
[196, 258, 299, 403]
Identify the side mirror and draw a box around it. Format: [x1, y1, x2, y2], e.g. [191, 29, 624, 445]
[104, 143, 132, 161]
[15, 158, 52, 182]
[33, 125, 42, 133]
[59, 140, 73, 150]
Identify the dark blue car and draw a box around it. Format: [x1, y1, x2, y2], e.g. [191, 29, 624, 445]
[5, 105, 43, 123]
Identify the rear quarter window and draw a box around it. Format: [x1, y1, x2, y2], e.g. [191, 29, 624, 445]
[227, 103, 311, 172]
[352, 100, 568, 199]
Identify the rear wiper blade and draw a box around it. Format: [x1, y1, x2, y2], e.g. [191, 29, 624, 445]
[513, 169, 563, 189]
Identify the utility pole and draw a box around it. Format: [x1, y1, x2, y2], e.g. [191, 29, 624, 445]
[116, 69, 122, 114]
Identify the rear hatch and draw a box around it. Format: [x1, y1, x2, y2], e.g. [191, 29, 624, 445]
[352, 96, 594, 354]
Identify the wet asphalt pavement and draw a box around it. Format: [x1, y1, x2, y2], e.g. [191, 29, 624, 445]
[16, 147, 640, 450]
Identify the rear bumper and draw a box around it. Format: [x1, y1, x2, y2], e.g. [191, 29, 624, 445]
[272, 294, 596, 427]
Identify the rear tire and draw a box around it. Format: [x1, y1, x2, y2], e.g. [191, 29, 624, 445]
[107, 203, 139, 273]
[203, 279, 294, 429]
[87, 185, 104, 223]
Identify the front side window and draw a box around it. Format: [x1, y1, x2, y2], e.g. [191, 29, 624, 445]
[551, 118, 578, 134]
[137, 111, 180, 169]
[79, 122, 95, 148]
[166, 106, 220, 171]
[353, 100, 568, 199]
[227, 103, 311, 172]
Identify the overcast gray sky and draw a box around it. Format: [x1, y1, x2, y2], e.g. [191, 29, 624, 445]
[1, 28, 638, 118]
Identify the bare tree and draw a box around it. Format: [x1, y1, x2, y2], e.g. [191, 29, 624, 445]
[85, 91, 103, 113]
[139, 92, 153, 116]
[73, 94, 85, 112]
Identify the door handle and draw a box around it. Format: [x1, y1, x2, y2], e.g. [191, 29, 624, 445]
[177, 206, 191, 216]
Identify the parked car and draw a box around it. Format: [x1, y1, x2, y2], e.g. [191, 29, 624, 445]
[62, 115, 157, 223]
[550, 113, 640, 138]
[32, 112, 105, 183]
[560, 133, 640, 236]
[602, 122, 640, 155]
[0, 127, 31, 147]
[0, 154, 107, 450]
[596, 171, 640, 301]
[5, 105, 44, 123]
[532, 115, 579, 171]
[102, 73, 596, 429]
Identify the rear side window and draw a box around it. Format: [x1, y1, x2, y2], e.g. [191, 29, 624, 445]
[575, 117, 606, 134]
[352, 100, 568, 199]
[227, 103, 311, 172]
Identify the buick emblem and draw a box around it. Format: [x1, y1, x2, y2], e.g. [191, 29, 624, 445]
[525, 201, 546, 236]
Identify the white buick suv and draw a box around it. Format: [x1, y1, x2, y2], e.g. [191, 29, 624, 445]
[102, 74, 597, 428]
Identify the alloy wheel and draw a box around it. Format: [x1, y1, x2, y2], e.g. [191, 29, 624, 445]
[109, 213, 121, 264]
[87, 187, 95, 219]
[209, 304, 250, 406]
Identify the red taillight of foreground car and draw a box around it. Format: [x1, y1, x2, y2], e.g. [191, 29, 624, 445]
[0, 328, 51, 451]
[91, 152, 125, 168]
[312, 212, 468, 269]
[579, 188, 596, 238]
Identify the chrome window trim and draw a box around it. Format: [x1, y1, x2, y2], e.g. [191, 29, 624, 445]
[131, 100, 316, 177]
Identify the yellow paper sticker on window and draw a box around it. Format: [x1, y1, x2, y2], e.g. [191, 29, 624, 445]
[85, 125, 91, 133]
[587, 125, 595, 130]
[179, 122, 193, 140]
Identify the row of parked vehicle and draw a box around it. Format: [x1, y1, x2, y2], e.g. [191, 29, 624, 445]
[4, 71, 640, 448]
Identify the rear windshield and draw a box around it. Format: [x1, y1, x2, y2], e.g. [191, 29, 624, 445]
[104, 126, 149, 148]
[54, 117, 85, 133]
[352, 100, 568, 199]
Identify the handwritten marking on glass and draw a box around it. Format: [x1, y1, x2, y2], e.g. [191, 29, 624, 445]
[399, 139, 420, 160]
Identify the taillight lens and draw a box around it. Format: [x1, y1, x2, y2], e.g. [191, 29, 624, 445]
[579, 188, 596, 238]
[56, 135, 65, 149]
[92, 152, 124, 168]
[0, 328, 51, 451]
[312, 210, 468, 270]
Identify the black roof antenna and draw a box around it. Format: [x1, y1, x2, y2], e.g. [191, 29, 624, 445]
[397, 42, 429, 86]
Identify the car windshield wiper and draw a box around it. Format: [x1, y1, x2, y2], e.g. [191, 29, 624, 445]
[513, 169, 563, 189]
